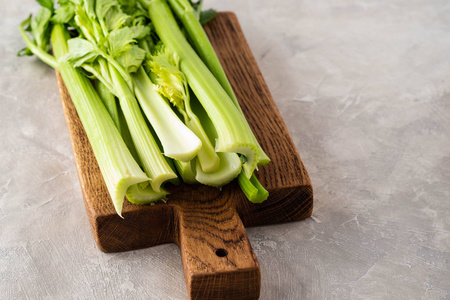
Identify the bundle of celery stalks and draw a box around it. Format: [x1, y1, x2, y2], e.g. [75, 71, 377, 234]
[19, 0, 270, 216]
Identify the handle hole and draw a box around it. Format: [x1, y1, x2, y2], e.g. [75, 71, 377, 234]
[215, 248, 228, 257]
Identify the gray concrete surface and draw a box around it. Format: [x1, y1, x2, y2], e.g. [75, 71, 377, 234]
[1, 0, 450, 299]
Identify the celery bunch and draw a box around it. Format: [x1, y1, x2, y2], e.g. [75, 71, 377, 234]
[19, 0, 270, 216]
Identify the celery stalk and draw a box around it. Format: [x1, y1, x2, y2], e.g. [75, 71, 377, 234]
[108, 63, 177, 192]
[94, 80, 121, 133]
[126, 184, 168, 205]
[195, 152, 242, 187]
[167, 0, 234, 106]
[50, 24, 149, 216]
[238, 173, 269, 203]
[132, 67, 202, 162]
[174, 159, 197, 184]
[146, 0, 260, 178]
[144, 45, 220, 172]
[189, 92, 242, 186]
[167, 0, 270, 167]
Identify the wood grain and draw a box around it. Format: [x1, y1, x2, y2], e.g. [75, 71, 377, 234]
[56, 12, 312, 300]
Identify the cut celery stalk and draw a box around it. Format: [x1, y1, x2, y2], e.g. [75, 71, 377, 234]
[108, 63, 177, 192]
[144, 45, 220, 173]
[188, 92, 241, 186]
[185, 116, 220, 173]
[195, 152, 242, 187]
[167, 0, 234, 105]
[94, 80, 121, 133]
[132, 67, 202, 162]
[249, 174, 269, 203]
[51, 24, 149, 216]
[126, 184, 168, 205]
[147, 0, 259, 178]
[167, 0, 270, 167]
[238, 173, 269, 203]
[174, 159, 197, 184]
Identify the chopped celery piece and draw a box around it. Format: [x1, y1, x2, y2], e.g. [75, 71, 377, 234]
[132, 67, 202, 162]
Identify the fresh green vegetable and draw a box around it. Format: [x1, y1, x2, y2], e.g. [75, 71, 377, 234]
[132, 66, 202, 162]
[174, 159, 197, 184]
[144, 0, 262, 179]
[19, 0, 272, 215]
[145, 43, 219, 173]
[55, 24, 151, 216]
[167, 0, 270, 168]
[94, 80, 121, 132]
[126, 184, 169, 205]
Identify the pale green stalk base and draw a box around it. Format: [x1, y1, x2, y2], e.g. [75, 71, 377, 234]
[126, 184, 168, 205]
[237, 173, 269, 203]
[195, 152, 241, 187]
[132, 67, 201, 162]
[186, 116, 220, 173]
[174, 159, 197, 184]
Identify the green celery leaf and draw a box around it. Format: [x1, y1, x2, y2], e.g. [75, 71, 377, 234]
[95, 0, 129, 32]
[95, 0, 117, 21]
[37, 0, 54, 12]
[108, 25, 150, 57]
[116, 45, 146, 73]
[199, 9, 216, 25]
[118, 0, 137, 15]
[64, 37, 103, 67]
[31, 7, 52, 51]
[73, 3, 97, 42]
[52, 3, 75, 24]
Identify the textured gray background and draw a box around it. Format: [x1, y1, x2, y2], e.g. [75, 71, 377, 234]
[1, 0, 450, 299]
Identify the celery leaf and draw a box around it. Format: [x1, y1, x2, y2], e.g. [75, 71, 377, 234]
[52, 3, 75, 24]
[31, 7, 52, 51]
[64, 38, 103, 67]
[37, 0, 54, 12]
[116, 45, 146, 73]
[108, 25, 150, 57]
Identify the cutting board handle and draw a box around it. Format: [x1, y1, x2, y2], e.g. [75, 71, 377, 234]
[176, 188, 261, 300]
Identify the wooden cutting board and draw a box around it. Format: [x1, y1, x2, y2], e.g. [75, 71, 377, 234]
[56, 12, 313, 300]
